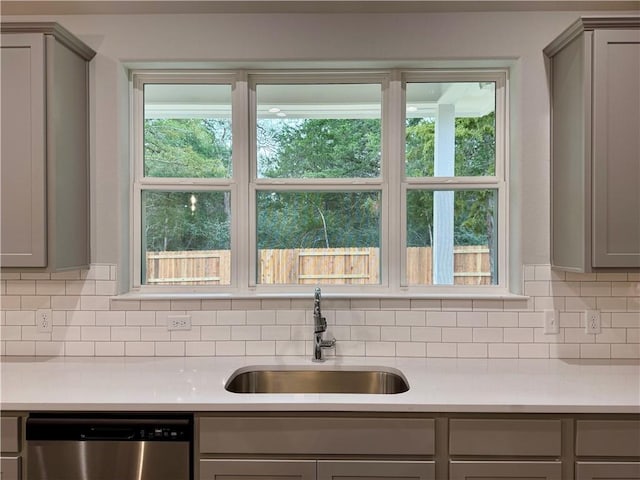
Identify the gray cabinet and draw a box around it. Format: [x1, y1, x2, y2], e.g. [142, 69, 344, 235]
[0, 23, 95, 271]
[544, 16, 640, 272]
[1, 416, 23, 480]
[449, 461, 562, 480]
[318, 461, 435, 480]
[200, 460, 316, 480]
[576, 420, 640, 479]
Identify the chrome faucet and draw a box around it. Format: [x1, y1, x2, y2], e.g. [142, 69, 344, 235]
[312, 287, 335, 362]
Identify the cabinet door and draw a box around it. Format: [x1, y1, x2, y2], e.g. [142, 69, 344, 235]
[449, 461, 562, 480]
[200, 460, 316, 480]
[0, 457, 20, 480]
[318, 460, 435, 480]
[0, 33, 47, 267]
[592, 28, 640, 268]
[576, 462, 640, 480]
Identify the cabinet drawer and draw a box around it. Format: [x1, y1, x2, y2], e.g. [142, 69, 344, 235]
[576, 420, 640, 457]
[449, 461, 562, 480]
[200, 459, 315, 480]
[576, 461, 640, 479]
[449, 419, 562, 456]
[0, 417, 20, 453]
[0, 456, 21, 480]
[199, 416, 434, 456]
[318, 460, 435, 480]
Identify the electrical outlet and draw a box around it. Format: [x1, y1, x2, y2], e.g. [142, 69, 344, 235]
[167, 315, 191, 331]
[544, 310, 559, 334]
[36, 309, 53, 333]
[585, 310, 601, 334]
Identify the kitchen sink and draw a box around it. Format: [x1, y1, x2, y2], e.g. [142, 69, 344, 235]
[224, 366, 409, 394]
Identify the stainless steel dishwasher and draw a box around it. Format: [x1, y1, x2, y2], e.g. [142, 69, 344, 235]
[26, 414, 192, 480]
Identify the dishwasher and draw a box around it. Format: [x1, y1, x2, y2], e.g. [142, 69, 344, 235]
[26, 414, 192, 480]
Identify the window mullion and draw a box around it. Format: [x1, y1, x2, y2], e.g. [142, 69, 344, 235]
[233, 70, 250, 291]
[386, 70, 403, 291]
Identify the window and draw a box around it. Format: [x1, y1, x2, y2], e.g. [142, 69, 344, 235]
[132, 69, 508, 295]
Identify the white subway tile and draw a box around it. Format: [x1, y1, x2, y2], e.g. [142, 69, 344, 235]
[275, 340, 305, 355]
[52, 296, 81, 310]
[611, 344, 640, 359]
[396, 342, 426, 357]
[488, 343, 518, 358]
[231, 299, 261, 311]
[524, 281, 550, 297]
[427, 343, 457, 357]
[231, 325, 261, 341]
[533, 265, 553, 280]
[0, 273, 21, 280]
[110, 265, 118, 281]
[442, 327, 472, 343]
[411, 327, 442, 342]
[189, 311, 215, 326]
[611, 312, 640, 328]
[217, 311, 246, 325]
[580, 344, 611, 359]
[246, 341, 276, 356]
[66, 342, 95, 356]
[565, 297, 597, 312]
[395, 311, 425, 326]
[518, 312, 544, 328]
[351, 299, 380, 310]
[277, 310, 307, 325]
[52, 311, 65, 326]
[473, 328, 503, 343]
[247, 310, 276, 325]
[170, 299, 201, 311]
[110, 299, 140, 311]
[365, 342, 395, 356]
[581, 282, 612, 297]
[550, 344, 580, 359]
[95, 342, 125, 356]
[628, 297, 640, 311]
[457, 312, 487, 327]
[52, 326, 81, 341]
[141, 300, 172, 311]
[550, 281, 581, 297]
[20, 272, 50, 280]
[291, 325, 311, 340]
[365, 311, 395, 326]
[125, 342, 155, 356]
[155, 342, 185, 356]
[0, 326, 21, 340]
[171, 328, 202, 341]
[533, 328, 564, 343]
[612, 282, 640, 297]
[186, 342, 215, 356]
[410, 299, 442, 310]
[84, 265, 111, 280]
[6, 281, 36, 295]
[565, 328, 596, 343]
[36, 280, 66, 295]
[596, 328, 627, 344]
[488, 312, 518, 327]
[21, 327, 51, 341]
[21, 296, 51, 310]
[125, 311, 156, 326]
[214, 341, 244, 355]
[336, 341, 365, 356]
[1, 296, 20, 310]
[566, 272, 597, 282]
[523, 265, 536, 281]
[351, 326, 380, 341]
[261, 325, 290, 340]
[628, 328, 640, 343]
[6, 311, 35, 325]
[112, 327, 142, 341]
[519, 343, 549, 358]
[201, 299, 232, 311]
[558, 312, 580, 327]
[596, 297, 628, 312]
[504, 328, 533, 343]
[5, 341, 36, 355]
[503, 299, 533, 311]
[381, 326, 411, 341]
[36, 342, 65, 356]
[442, 299, 472, 311]
[95, 311, 125, 326]
[95, 281, 117, 296]
[379, 299, 410, 310]
[67, 311, 96, 326]
[201, 326, 230, 341]
[426, 311, 457, 327]
[472, 300, 504, 311]
[458, 343, 488, 358]
[139, 327, 169, 341]
[597, 273, 628, 281]
[80, 296, 111, 311]
[534, 296, 565, 312]
[260, 298, 292, 310]
[66, 280, 95, 295]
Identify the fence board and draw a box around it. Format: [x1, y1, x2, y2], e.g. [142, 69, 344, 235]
[146, 246, 491, 285]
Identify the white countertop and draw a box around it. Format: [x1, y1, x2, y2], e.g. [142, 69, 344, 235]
[1, 356, 639, 413]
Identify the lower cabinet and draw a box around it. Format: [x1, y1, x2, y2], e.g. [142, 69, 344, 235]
[0, 415, 23, 480]
[449, 461, 562, 480]
[575, 462, 640, 480]
[199, 460, 435, 480]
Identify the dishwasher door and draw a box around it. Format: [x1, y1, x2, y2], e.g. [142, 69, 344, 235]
[26, 415, 192, 480]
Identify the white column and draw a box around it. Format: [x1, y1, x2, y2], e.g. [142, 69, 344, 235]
[433, 104, 455, 285]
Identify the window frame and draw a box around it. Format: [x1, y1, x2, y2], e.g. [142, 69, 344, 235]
[130, 68, 509, 297]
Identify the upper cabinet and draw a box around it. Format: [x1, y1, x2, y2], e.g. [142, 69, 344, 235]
[1, 23, 95, 271]
[545, 16, 640, 272]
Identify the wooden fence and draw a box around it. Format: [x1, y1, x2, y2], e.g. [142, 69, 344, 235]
[146, 246, 491, 285]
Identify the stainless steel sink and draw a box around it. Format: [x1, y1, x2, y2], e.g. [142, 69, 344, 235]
[225, 366, 409, 394]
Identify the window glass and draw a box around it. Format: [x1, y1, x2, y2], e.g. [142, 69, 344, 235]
[256, 84, 381, 179]
[144, 84, 232, 178]
[142, 190, 231, 285]
[256, 191, 381, 284]
[405, 82, 496, 177]
[406, 189, 498, 285]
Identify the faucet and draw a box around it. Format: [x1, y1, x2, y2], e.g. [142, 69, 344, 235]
[312, 287, 335, 362]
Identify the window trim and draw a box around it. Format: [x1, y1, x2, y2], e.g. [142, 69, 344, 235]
[130, 68, 510, 297]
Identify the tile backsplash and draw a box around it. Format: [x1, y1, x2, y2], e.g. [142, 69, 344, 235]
[1, 264, 638, 358]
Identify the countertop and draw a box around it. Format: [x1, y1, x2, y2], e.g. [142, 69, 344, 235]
[1, 356, 639, 413]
